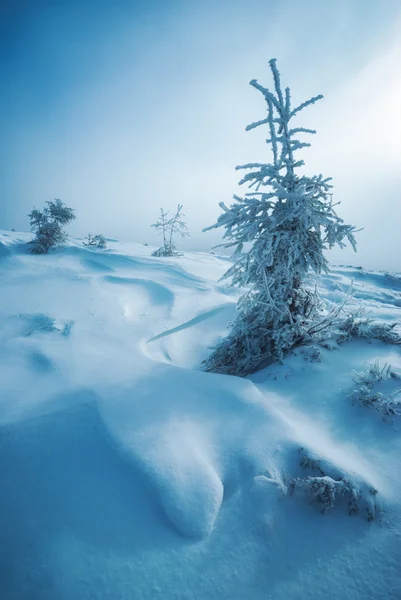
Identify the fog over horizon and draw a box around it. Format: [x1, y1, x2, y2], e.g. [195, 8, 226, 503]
[1, 0, 401, 271]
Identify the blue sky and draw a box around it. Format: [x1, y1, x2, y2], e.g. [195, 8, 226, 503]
[1, 0, 400, 269]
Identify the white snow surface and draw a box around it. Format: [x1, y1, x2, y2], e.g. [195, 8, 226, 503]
[0, 230, 400, 600]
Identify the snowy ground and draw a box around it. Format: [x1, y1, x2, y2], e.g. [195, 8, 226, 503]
[0, 230, 400, 600]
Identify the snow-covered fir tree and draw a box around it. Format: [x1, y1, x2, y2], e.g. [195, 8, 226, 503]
[29, 199, 75, 254]
[203, 59, 357, 375]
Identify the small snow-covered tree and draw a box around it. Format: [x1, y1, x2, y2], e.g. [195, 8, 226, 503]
[152, 204, 190, 257]
[28, 199, 75, 254]
[83, 233, 107, 249]
[203, 59, 357, 375]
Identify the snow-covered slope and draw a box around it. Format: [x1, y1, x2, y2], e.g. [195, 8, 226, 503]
[0, 231, 400, 600]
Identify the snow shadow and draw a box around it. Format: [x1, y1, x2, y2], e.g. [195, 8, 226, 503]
[0, 394, 179, 599]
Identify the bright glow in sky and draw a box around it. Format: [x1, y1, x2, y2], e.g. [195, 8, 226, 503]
[1, 0, 400, 270]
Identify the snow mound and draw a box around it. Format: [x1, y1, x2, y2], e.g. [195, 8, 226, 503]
[134, 418, 225, 538]
[98, 366, 286, 539]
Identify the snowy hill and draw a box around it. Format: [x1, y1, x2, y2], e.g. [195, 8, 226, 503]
[0, 230, 400, 600]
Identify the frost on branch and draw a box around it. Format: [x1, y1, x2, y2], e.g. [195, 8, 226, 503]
[28, 199, 75, 254]
[203, 58, 357, 375]
[151, 205, 190, 257]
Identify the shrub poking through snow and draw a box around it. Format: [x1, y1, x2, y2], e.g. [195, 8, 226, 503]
[291, 476, 378, 520]
[28, 199, 75, 254]
[350, 360, 401, 418]
[291, 449, 378, 519]
[292, 476, 354, 513]
[338, 310, 401, 345]
[301, 346, 322, 363]
[152, 204, 190, 257]
[203, 58, 357, 376]
[299, 453, 325, 475]
[83, 233, 107, 249]
[353, 360, 398, 387]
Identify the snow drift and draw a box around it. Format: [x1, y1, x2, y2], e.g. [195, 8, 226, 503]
[0, 231, 400, 600]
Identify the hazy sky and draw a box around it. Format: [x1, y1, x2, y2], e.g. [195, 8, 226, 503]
[1, 0, 400, 270]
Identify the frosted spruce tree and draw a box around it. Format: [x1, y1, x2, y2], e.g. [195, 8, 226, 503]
[29, 199, 75, 254]
[203, 59, 357, 376]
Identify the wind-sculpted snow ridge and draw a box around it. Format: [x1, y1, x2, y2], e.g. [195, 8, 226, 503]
[0, 230, 400, 600]
[321, 267, 401, 309]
